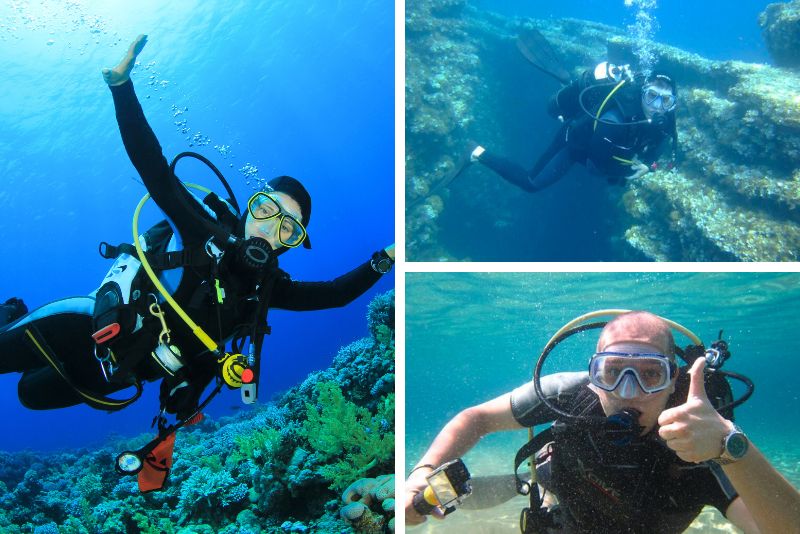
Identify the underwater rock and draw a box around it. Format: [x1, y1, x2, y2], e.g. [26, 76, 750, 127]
[759, 0, 800, 69]
[406, 5, 800, 261]
[339, 474, 395, 533]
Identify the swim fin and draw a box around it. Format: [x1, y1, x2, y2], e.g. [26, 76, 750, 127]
[606, 38, 638, 70]
[0, 297, 27, 328]
[516, 29, 571, 85]
[408, 143, 477, 211]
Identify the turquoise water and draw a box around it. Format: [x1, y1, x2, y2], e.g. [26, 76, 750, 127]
[406, 272, 800, 531]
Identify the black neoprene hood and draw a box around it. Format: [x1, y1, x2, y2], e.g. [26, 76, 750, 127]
[268, 175, 311, 228]
[647, 71, 677, 97]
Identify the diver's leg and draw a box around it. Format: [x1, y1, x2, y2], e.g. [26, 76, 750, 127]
[0, 297, 118, 410]
[477, 145, 574, 193]
[18, 362, 133, 410]
[525, 146, 575, 192]
[18, 367, 83, 410]
[527, 124, 569, 179]
[102, 34, 148, 87]
[12, 299, 135, 410]
[476, 124, 572, 193]
[0, 299, 88, 374]
[476, 150, 539, 192]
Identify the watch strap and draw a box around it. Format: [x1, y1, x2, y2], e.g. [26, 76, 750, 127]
[370, 250, 394, 274]
[713, 424, 747, 465]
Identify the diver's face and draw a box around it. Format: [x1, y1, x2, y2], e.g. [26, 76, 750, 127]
[244, 191, 304, 250]
[590, 340, 677, 435]
[641, 80, 676, 120]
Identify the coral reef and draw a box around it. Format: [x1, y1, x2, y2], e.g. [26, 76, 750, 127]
[406, 1, 800, 261]
[759, 0, 800, 69]
[0, 291, 395, 533]
[339, 475, 395, 533]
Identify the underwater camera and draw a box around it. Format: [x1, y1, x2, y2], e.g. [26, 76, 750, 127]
[412, 459, 473, 516]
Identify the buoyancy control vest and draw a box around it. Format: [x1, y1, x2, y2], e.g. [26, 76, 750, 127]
[518, 368, 736, 534]
[91, 192, 239, 384]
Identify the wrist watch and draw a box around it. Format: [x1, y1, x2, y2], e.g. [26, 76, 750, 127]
[370, 250, 394, 274]
[714, 424, 749, 465]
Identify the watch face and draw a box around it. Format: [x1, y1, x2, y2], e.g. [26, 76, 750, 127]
[377, 258, 393, 273]
[727, 433, 748, 458]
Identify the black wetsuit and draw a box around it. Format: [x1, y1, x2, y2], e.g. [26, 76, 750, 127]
[0, 80, 385, 417]
[478, 70, 674, 192]
[511, 372, 738, 534]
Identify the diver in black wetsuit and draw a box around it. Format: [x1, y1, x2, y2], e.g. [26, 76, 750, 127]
[0, 35, 394, 443]
[469, 62, 679, 192]
[406, 312, 800, 533]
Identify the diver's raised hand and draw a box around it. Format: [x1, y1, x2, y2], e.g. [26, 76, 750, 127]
[657, 357, 732, 463]
[102, 34, 148, 86]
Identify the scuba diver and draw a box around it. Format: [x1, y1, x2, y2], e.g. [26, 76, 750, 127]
[460, 29, 678, 192]
[0, 35, 394, 492]
[405, 311, 800, 533]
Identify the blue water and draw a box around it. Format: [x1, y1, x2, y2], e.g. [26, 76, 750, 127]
[0, 0, 393, 452]
[406, 273, 800, 494]
[473, 0, 772, 63]
[470, 0, 771, 63]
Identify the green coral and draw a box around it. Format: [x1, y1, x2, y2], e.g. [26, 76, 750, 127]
[301, 381, 394, 492]
[229, 426, 283, 466]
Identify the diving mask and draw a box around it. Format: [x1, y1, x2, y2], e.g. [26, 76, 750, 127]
[642, 85, 677, 113]
[247, 192, 307, 248]
[589, 352, 676, 398]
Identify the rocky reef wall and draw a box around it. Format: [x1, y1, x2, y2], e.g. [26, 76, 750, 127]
[759, 0, 800, 70]
[406, 0, 800, 261]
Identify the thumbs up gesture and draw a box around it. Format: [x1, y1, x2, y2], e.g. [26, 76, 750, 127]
[657, 357, 734, 463]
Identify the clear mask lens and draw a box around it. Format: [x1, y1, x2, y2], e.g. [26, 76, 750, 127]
[589, 352, 673, 394]
[247, 192, 306, 247]
[643, 87, 676, 112]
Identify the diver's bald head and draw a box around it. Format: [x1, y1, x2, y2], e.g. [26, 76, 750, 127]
[597, 311, 675, 358]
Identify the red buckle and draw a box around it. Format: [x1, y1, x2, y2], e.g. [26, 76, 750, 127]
[92, 323, 121, 344]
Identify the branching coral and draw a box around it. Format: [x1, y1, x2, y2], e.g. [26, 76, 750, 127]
[300, 381, 395, 492]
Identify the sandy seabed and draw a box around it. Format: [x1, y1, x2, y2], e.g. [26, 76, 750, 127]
[412, 499, 742, 534]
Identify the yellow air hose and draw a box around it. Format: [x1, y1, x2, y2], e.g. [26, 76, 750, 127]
[593, 80, 627, 132]
[131, 184, 221, 355]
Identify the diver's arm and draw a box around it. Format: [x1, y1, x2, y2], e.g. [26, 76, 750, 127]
[628, 160, 650, 180]
[105, 37, 212, 244]
[659, 358, 800, 534]
[270, 252, 391, 311]
[725, 497, 760, 534]
[637, 134, 673, 170]
[721, 444, 800, 534]
[405, 393, 523, 526]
